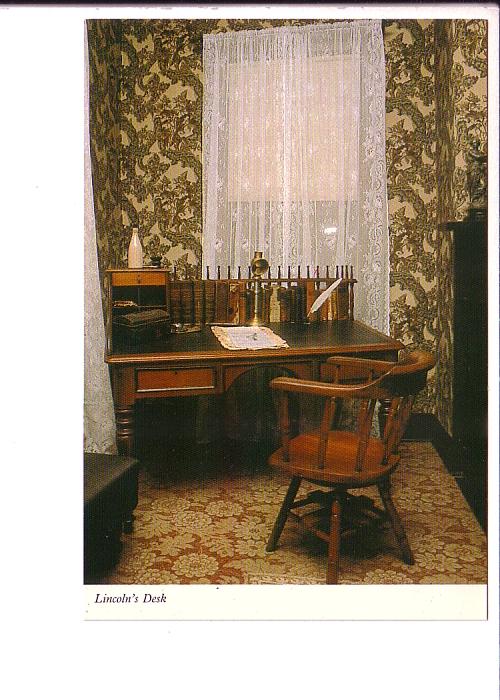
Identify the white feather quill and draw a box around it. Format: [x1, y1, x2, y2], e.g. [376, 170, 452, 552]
[308, 277, 343, 316]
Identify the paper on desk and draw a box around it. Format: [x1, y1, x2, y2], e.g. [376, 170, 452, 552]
[308, 277, 343, 315]
[211, 325, 288, 350]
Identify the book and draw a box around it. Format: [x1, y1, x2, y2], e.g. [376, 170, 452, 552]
[238, 283, 249, 324]
[294, 284, 307, 322]
[204, 280, 216, 323]
[277, 286, 290, 322]
[169, 281, 182, 323]
[336, 280, 350, 319]
[289, 286, 297, 322]
[215, 281, 229, 322]
[193, 279, 205, 324]
[228, 283, 240, 323]
[306, 279, 320, 322]
[269, 285, 281, 322]
[180, 280, 194, 323]
[330, 288, 339, 320]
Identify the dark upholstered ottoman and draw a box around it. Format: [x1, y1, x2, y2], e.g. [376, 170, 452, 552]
[84, 453, 139, 582]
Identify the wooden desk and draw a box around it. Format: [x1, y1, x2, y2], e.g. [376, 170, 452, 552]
[106, 320, 402, 456]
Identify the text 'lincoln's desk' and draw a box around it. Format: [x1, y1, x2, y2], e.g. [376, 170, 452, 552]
[106, 319, 402, 457]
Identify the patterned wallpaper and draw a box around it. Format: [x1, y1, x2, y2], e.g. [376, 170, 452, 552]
[384, 18, 487, 425]
[88, 18, 325, 279]
[87, 20, 122, 274]
[384, 20, 438, 414]
[452, 19, 488, 220]
[87, 18, 488, 432]
[435, 20, 456, 432]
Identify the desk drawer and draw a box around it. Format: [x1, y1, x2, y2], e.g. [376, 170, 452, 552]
[136, 367, 216, 393]
[112, 270, 167, 287]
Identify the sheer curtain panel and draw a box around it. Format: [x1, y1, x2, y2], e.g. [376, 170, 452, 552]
[203, 21, 389, 331]
[84, 26, 117, 454]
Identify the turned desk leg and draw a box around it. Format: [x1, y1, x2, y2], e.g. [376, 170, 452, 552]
[115, 407, 135, 457]
[111, 366, 136, 457]
[378, 398, 392, 436]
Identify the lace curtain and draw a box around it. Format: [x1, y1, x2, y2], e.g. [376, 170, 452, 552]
[203, 20, 389, 331]
[84, 26, 117, 454]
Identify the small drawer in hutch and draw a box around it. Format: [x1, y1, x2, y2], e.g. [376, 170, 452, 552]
[111, 270, 168, 287]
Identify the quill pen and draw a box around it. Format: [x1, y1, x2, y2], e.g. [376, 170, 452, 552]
[308, 277, 343, 316]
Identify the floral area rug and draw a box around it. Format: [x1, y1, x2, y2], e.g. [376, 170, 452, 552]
[101, 442, 487, 585]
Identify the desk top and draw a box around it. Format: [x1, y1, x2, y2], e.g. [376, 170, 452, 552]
[106, 320, 402, 365]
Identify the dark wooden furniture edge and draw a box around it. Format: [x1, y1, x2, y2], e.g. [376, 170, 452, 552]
[84, 454, 140, 583]
[403, 413, 487, 532]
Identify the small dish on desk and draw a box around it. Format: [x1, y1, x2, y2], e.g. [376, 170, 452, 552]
[171, 323, 202, 334]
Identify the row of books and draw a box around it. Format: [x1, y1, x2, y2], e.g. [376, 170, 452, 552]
[277, 280, 351, 322]
[168, 280, 240, 324]
[166, 279, 353, 324]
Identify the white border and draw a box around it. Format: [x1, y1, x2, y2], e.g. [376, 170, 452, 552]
[1, 3, 498, 698]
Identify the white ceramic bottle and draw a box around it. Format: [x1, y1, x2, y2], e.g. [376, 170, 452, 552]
[127, 227, 143, 268]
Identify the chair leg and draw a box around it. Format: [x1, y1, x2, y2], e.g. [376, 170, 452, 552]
[266, 476, 301, 552]
[326, 497, 342, 584]
[378, 477, 414, 565]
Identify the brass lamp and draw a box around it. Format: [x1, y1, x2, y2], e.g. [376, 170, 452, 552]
[249, 251, 269, 326]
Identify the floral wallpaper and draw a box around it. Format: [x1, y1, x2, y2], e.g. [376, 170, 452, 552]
[384, 20, 438, 414]
[452, 19, 488, 220]
[434, 20, 456, 433]
[87, 18, 488, 434]
[87, 20, 122, 275]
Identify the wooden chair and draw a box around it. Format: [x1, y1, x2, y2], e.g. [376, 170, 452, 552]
[265, 350, 435, 584]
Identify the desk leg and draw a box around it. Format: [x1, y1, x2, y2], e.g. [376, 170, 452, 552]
[378, 399, 392, 436]
[115, 407, 135, 457]
[111, 366, 136, 457]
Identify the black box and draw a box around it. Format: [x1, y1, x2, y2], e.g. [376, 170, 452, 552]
[113, 308, 171, 344]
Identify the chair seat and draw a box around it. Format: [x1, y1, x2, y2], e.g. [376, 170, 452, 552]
[268, 430, 399, 487]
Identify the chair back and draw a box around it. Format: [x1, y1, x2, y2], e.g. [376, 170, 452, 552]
[327, 350, 435, 469]
[270, 349, 434, 474]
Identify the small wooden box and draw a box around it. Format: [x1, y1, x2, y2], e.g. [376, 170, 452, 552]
[113, 308, 171, 344]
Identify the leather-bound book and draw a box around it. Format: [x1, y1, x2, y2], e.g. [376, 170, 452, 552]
[289, 286, 297, 322]
[319, 285, 330, 321]
[193, 279, 205, 324]
[215, 281, 229, 322]
[228, 283, 239, 323]
[204, 280, 216, 323]
[306, 279, 320, 322]
[238, 283, 249, 324]
[278, 286, 290, 322]
[330, 288, 339, 320]
[294, 284, 306, 322]
[169, 281, 182, 323]
[297, 281, 308, 322]
[336, 281, 349, 319]
[269, 285, 281, 322]
[180, 280, 194, 323]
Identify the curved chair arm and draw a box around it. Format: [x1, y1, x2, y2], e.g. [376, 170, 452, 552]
[269, 372, 393, 400]
[326, 355, 397, 374]
[383, 349, 435, 375]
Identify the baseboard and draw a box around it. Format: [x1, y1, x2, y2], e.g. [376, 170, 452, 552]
[403, 413, 487, 532]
